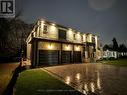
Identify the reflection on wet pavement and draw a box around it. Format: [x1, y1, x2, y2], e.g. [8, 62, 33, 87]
[44, 63, 127, 95]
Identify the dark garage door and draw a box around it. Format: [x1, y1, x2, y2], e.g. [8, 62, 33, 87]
[61, 51, 71, 63]
[73, 51, 81, 63]
[39, 50, 59, 65]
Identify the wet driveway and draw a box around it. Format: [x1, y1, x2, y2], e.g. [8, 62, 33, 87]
[44, 63, 127, 95]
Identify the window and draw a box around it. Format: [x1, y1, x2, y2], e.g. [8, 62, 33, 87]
[74, 34, 76, 40]
[43, 25, 48, 34]
[81, 35, 83, 42]
[92, 36, 95, 43]
[58, 29, 66, 40]
[83, 47, 85, 57]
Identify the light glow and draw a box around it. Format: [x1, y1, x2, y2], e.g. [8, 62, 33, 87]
[68, 28, 73, 35]
[84, 84, 88, 92]
[65, 76, 71, 84]
[51, 23, 56, 26]
[40, 20, 45, 32]
[40, 20, 45, 24]
[87, 34, 92, 42]
[50, 23, 56, 31]
[76, 32, 80, 39]
[48, 43, 53, 49]
[67, 28, 73, 41]
[90, 82, 95, 92]
[83, 34, 86, 42]
[89, 34, 92, 42]
[97, 72, 101, 89]
[75, 46, 80, 51]
[76, 73, 81, 80]
[65, 45, 70, 50]
[95, 36, 98, 49]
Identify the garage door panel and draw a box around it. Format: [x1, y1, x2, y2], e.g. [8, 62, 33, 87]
[73, 51, 81, 63]
[61, 51, 71, 63]
[39, 50, 59, 65]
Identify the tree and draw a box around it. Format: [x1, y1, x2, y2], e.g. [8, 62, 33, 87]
[0, 18, 11, 57]
[103, 44, 109, 50]
[0, 17, 33, 62]
[112, 37, 118, 51]
[119, 44, 127, 52]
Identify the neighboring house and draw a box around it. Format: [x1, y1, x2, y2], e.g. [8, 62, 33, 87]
[103, 45, 127, 59]
[26, 19, 101, 67]
[118, 52, 127, 57]
[103, 50, 117, 59]
[103, 45, 118, 59]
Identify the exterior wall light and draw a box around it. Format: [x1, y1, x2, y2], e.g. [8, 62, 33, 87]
[65, 45, 70, 50]
[76, 32, 82, 42]
[89, 34, 92, 42]
[40, 20, 45, 24]
[75, 45, 80, 51]
[48, 43, 53, 50]
[95, 36, 98, 49]
[83, 34, 86, 42]
[51, 23, 55, 26]
[50, 23, 56, 32]
[40, 20, 45, 32]
[68, 28, 73, 34]
[68, 28, 72, 31]
[77, 32, 80, 39]
[67, 28, 73, 41]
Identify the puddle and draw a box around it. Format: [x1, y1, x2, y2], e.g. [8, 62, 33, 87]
[45, 64, 127, 95]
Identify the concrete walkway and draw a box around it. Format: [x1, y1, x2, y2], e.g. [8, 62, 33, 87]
[44, 63, 127, 95]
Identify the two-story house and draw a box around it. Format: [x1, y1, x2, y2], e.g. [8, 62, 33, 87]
[26, 19, 101, 67]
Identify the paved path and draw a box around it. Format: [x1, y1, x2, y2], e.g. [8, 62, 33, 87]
[44, 63, 127, 95]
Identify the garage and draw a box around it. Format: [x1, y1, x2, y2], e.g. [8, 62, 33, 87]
[39, 50, 59, 65]
[73, 51, 81, 63]
[61, 51, 71, 63]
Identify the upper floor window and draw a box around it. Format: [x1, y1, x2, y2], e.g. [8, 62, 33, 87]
[74, 34, 76, 40]
[81, 35, 83, 42]
[43, 25, 48, 34]
[58, 29, 66, 40]
[92, 36, 95, 43]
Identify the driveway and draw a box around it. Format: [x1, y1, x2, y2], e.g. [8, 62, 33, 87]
[44, 63, 127, 95]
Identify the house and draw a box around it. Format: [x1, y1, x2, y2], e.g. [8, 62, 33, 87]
[103, 50, 117, 59]
[103, 44, 127, 59]
[26, 19, 101, 67]
[103, 45, 117, 59]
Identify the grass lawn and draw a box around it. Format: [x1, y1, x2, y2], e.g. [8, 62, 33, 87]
[15, 69, 82, 95]
[101, 58, 127, 66]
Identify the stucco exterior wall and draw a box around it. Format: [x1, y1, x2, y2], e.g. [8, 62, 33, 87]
[38, 42, 60, 50]
[27, 43, 31, 60]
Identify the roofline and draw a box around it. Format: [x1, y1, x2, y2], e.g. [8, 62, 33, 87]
[30, 37, 84, 45]
[26, 18, 99, 42]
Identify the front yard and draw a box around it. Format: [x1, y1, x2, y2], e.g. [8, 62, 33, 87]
[101, 58, 127, 66]
[15, 69, 82, 95]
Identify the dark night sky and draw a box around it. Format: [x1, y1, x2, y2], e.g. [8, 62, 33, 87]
[17, 0, 127, 46]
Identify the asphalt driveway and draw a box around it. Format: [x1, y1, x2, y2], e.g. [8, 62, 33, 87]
[44, 63, 127, 95]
